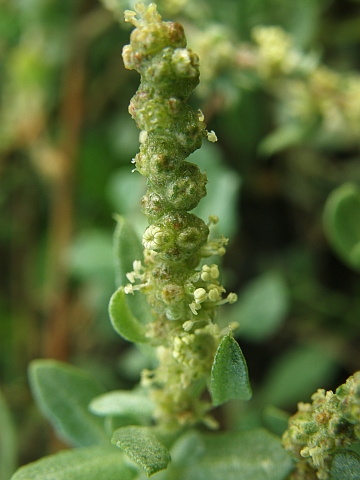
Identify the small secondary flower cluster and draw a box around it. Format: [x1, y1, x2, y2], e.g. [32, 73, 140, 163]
[121, 3, 237, 427]
[282, 371, 360, 480]
[245, 26, 360, 144]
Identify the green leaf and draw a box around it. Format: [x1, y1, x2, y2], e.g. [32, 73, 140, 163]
[170, 430, 205, 468]
[182, 428, 293, 480]
[323, 183, 360, 272]
[29, 360, 108, 447]
[118, 344, 158, 381]
[89, 390, 154, 420]
[330, 449, 360, 480]
[258, 123, 308, 156]
[230, 271, 290, 342]
[262, 405, 290, 437]
[192, 142, 242, 238]
[0, 389, 17, 480]
[210, 332, 252, 406]
[112, 425, 171, 477]
[261, 344, 337, 408]
[109, 287, 149, 343]
[68, 230, 114, 279]
[112, 215, 152, 325]
[107, 168, 146, 217]
[10, 446, 137, 480]
[113, 215, 143, 287]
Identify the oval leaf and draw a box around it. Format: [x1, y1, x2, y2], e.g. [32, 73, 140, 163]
[323, 183, 360, 271]
[261, 344, 337, 408]
[330, 450, 360, 480]
[229, 271, 289, 342]
[210, 332, 252, 406]
[89, 390, 154, 420]
[112, 425, 171, 477]
[182, 428, 293, 480]
[109, 287, 148, 344]
[113, 215, 153, 325]
[10, 446, 137, 480]
[28, 360, 108, 447]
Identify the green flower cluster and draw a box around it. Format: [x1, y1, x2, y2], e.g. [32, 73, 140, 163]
[248, 26, 360, 145]
[282, 371, 360, 480]
[121, 3, 236, 427]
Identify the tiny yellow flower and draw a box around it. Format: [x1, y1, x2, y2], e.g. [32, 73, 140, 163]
[207, 130, 218, 142]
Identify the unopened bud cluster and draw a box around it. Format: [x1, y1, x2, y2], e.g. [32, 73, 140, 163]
[122, 3, 237, 427]
[282, 371, 360, 480]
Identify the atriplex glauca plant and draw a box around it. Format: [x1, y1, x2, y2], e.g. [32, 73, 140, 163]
[9, 3, 360, 480]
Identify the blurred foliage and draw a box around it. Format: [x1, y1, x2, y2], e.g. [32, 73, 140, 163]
[1, 0, 360, 477]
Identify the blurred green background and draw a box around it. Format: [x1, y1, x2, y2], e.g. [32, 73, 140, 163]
[1, 0, 360, 477]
